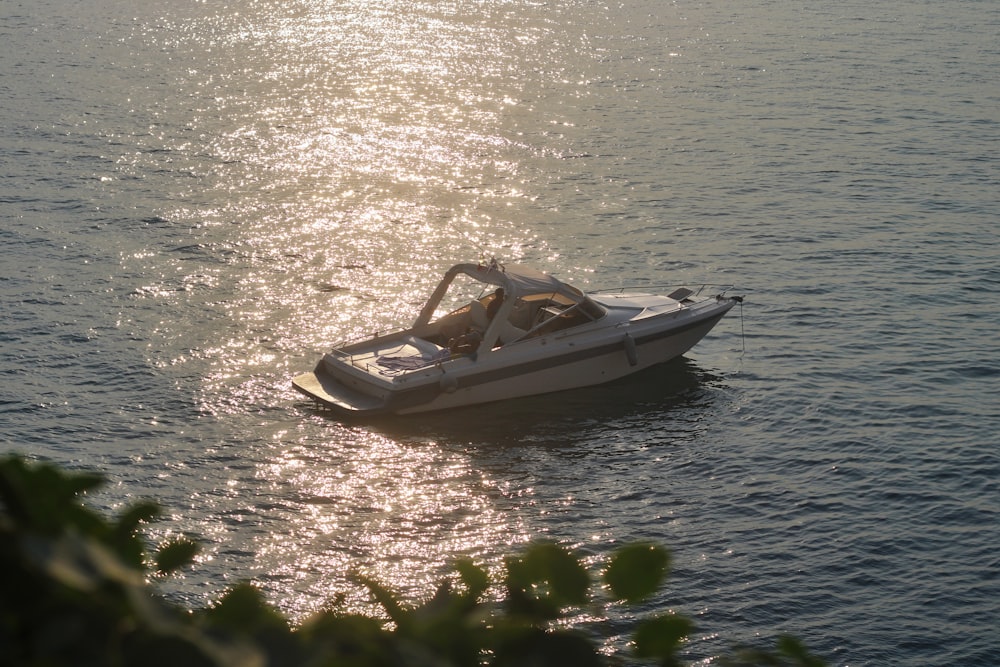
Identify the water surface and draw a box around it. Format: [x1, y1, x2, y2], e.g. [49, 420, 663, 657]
[2, 0, 998, 664]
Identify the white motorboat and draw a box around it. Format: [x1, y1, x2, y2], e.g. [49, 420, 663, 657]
[292, 261, 742, 417]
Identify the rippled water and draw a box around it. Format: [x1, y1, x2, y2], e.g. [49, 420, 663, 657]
[2, 0, 998, 664]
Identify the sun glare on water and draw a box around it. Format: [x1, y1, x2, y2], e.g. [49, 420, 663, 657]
[251, 429, 528, 618]
[135, 0, 567, 614]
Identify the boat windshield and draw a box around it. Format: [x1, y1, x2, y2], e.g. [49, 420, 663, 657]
[430, 273, 494, 320]
[412, 263, 605, 346]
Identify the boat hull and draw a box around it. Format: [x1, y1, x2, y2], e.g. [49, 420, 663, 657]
[292, 300, 734, 418]
[397, 307, 729, 414]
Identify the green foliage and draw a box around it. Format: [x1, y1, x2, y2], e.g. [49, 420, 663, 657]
[0, 455, 828, 666]
[504, 541, 591, 620]
[717, 636, 829, 667]
[0, 455, 240, 667]
[605, 542, 671, 603]
[634, 614, 695, 667]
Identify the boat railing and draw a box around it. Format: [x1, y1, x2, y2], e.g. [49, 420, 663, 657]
[590, 283, 735, 297]
[328, 329, 397, 373]
[328, 327, 410, 353]
[328, 346, 376, 374]
[517, 298, 602, 341]
[328, 329, 451, 377]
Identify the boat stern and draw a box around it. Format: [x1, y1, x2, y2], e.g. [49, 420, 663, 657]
[292, 364, 390, 416]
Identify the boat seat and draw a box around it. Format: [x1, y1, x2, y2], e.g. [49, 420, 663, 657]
[497, 319, 527, 345]
[470, 296, 527, 344]
[469, 300, 489, 329]
[401, 335, 443, 357]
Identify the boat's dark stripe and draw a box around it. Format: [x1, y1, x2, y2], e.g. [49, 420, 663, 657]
[452, 309, 729, 390]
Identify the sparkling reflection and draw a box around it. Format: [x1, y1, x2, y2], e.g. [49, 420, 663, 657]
[122, 0, 651, 623]
[253, 429, 528, 619]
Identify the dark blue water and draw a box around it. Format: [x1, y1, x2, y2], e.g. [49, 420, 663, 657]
[2, 0, 998, 664]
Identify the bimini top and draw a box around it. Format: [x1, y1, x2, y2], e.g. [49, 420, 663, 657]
[459, 262, 582, 299]
[413, 262, 584, 327]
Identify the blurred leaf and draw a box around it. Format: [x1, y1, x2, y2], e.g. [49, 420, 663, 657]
[494, 628, 603, 667]
[121, 632, 220, 667]
[155, 538, 200, 575]
[0, 456, 104, 533]
[633, 613, 693, 664]
[505, 542, 590, 618]
[116, 500, 162, 536]
[299, 611, 390, 664]
[59, 467, 105, 497]
[204, 583, 289, 634]
[23, 534, 103, 592]
[106, 501, 163, 568]
[455, 557, 489, 601]
[777, 635, 828, 667]
[605, 543, 671, 603]
[719, 636, 829, 667]
[1, 455, 829, 667]
[201, 584, 299, 666]
[354, 573, 410, 628]
[24, 531, 144, 593]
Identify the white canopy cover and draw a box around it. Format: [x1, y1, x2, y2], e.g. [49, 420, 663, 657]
[459, 262, 582, 299]
[413, 261, 584, 327]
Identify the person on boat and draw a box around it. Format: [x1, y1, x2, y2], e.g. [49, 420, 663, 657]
[448, 289, 503, 354]
[468, 288, 527, 346]
[486, 288, 505, 320]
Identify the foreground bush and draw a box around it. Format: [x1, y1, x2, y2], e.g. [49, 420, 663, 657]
[0, 455, 826, 666]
